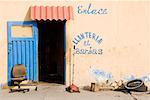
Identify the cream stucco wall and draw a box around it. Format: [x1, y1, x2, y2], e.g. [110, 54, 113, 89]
[0, 0, 149, 86]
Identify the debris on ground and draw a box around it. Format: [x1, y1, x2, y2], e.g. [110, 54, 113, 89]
[114, 79, 148, 92]
[83, 80, 123, 92]
[84, 78, 149, 94]
[114, 79, 148, 100]
[90, 81, 114, 92]
[83, 79, 148, 100]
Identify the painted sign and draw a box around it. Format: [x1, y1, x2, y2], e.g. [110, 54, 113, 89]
[90, 67, 113, 83]
[72, 32, 103, 55]
[77, 3, 108, 15]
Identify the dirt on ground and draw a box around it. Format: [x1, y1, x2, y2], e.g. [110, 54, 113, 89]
[0, 83, 150, 100]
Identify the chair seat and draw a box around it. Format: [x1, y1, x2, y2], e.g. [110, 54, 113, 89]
[11, 77, 26, 81]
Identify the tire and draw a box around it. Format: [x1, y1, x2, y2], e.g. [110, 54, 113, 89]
[125, 79, 147, 92]
[125, 79, 144, 90]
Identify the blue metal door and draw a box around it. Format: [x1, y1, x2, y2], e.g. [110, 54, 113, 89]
[8, 21, 38, 85]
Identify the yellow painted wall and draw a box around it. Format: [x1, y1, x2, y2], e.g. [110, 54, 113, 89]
[0, 0, 149, 86]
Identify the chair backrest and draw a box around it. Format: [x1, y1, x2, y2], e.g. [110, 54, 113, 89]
[12, 64, 26, 78]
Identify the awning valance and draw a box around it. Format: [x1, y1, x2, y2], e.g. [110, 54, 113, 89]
[30, 6, 73, 21]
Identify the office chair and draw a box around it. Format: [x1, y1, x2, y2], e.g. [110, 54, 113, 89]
[9, 64, 30, 93]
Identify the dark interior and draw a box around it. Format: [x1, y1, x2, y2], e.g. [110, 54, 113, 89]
[38, 20, 66, 84]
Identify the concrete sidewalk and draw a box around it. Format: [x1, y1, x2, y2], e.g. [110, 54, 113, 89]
[0, 83, 150, 100]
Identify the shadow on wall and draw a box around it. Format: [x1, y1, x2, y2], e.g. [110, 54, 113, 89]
[24, 7, 31, 21]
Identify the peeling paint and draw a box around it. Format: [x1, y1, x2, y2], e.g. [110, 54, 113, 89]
[123, 74, 150, 82]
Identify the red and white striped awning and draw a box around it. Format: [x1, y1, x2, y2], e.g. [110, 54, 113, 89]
[30, 6, 74, 21]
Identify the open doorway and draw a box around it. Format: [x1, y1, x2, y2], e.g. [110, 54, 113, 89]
[38, 20, 66, 84]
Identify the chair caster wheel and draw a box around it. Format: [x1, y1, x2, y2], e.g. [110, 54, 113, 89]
[27, 89, 30, 92]
[35, 87, 37, 91]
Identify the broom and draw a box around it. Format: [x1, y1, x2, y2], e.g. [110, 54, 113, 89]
[66, 46, 80, 93]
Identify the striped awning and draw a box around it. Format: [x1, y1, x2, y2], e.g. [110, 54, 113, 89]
[30, 6, 74, 21]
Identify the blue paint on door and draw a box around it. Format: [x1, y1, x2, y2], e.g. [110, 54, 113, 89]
[8, 21, 38, 85]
